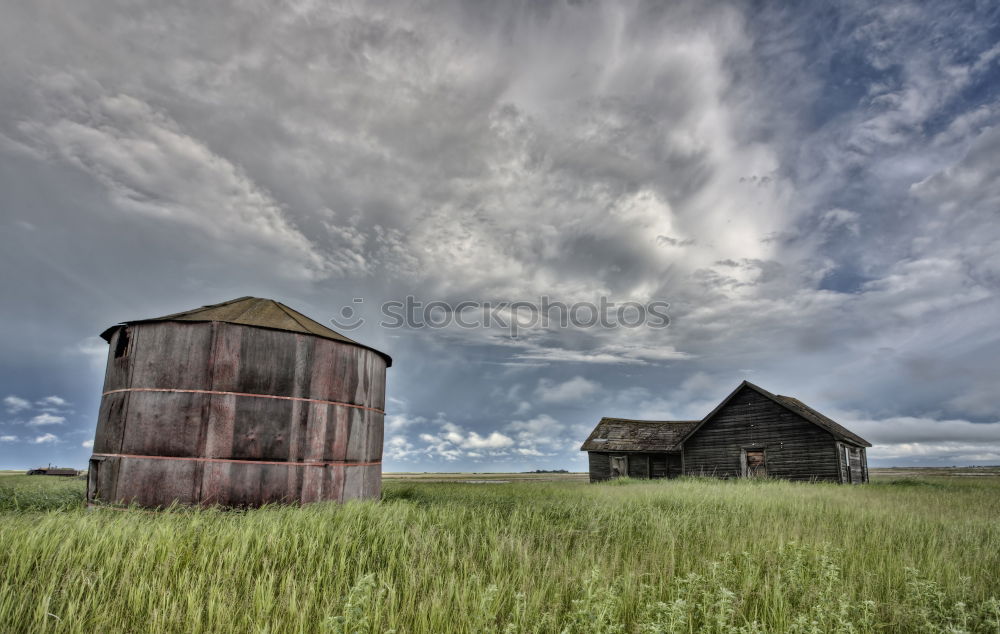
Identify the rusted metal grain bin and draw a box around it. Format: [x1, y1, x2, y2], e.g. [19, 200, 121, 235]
[87, 297, 391, 508]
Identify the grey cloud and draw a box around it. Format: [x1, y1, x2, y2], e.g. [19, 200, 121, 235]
[846, 415, 1000, 445]
[656, 235, 696, 247]
[9, 82, 333, 280]
[534, 376, 601, 403]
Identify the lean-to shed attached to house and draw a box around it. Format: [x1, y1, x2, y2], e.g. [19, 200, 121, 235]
[87, 296, 391, 508]
[580, 418, 698, 481]
[582, 381, 871, 484]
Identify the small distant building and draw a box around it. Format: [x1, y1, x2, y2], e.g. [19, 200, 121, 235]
[26, 467, 79, 476]
[581, 380, 870, 484]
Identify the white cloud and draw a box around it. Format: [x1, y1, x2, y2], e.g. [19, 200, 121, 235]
[432, 421, 514, 450]
[0, 435, 17, 442]
[514, 448, 546, 456]
[386, 413, 426, 434]
[404, 418, 516, 462]
[513, 343, 693, 365]
[602, 345, 694, 363]
[4, 395, 30, 413]
[81, 439, 94, 448]
[36, 395, 73, 414]
[505, 414, 577, 452]
[28, 413, 66, 426]
[71, 339, 110, 370]
[514, 347, 649, 365]
[32, 433, 59, 444]
[534, 376, 602, 403]
[461, 431, 514, 449]
[383, 435, 417, 461]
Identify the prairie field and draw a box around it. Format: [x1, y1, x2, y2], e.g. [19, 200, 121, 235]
[1, 472, 999, 633]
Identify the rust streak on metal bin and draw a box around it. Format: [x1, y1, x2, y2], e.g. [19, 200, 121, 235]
[86, 297, 391, 508]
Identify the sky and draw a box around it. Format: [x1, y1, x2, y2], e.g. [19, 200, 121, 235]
[1, 0, 999, 472]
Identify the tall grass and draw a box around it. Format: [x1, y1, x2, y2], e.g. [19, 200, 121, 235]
[0, 473, 85, 512]
[1, 475, 998, 632]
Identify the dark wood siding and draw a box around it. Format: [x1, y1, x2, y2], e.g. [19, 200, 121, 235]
[682, 386, 841, 481]
[588, 452, 611, 482]
[846, 445, 866, 484]
[650, 454, 667, 478]
[627, 455, 649, 478]
[837, 442, 869, 484]
[838, 443, 848, 483]
[650, 453, 683, 479]
[588, 452, 683, 482]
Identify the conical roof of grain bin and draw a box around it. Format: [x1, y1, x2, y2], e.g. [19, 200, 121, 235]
[100, 296, 391, 366]
[89, 297, 390, 509]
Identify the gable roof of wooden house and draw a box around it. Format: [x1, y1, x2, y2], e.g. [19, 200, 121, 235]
[676, 380, 871, 447]
[580, 418, 699, 452]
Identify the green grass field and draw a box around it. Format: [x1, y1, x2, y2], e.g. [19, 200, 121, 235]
[1, 472, 998, 633]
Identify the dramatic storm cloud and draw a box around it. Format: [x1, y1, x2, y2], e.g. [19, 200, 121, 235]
[1, 0, 998, 470]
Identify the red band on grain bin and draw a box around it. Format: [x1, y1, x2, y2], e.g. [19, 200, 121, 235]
[101, 388, 385, 414]
[90, 453, 381, 467]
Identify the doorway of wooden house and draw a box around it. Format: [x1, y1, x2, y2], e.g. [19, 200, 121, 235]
[744, 449, 766, 478]
[610, 455, 627, 478]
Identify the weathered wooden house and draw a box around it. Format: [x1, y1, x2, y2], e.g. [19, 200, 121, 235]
[87, 296, 391, 508]
[26, 466, 80, 476]
[581, 381, 870, 484]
